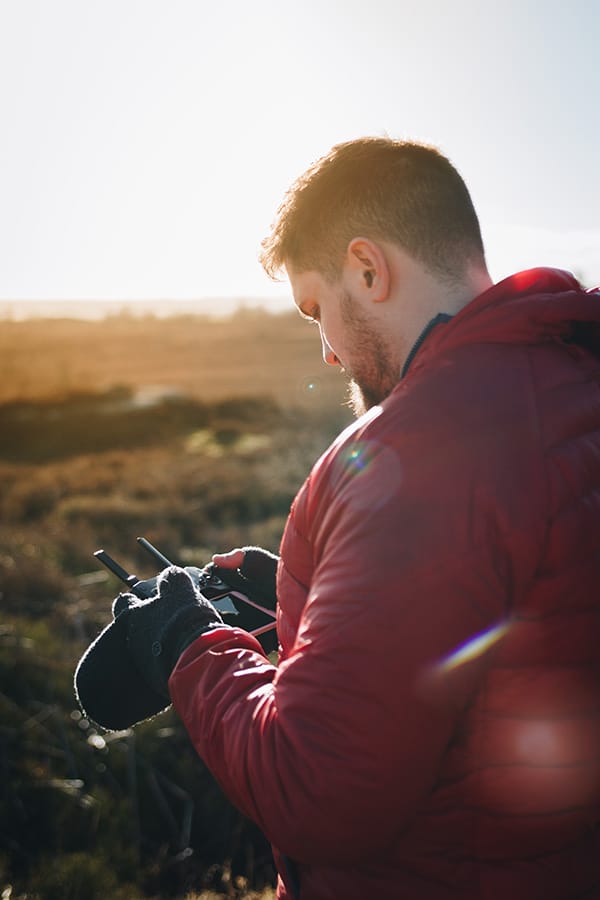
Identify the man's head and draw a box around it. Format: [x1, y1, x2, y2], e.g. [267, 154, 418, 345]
[260, 137, 486, 286]
[260, 137, 491, 416]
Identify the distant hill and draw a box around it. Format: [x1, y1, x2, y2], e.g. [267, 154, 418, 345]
[0, 295, 292, 321]
[0, 307, 346, 408]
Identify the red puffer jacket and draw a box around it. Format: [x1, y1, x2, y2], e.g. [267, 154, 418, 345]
[170, 268, 600, 899]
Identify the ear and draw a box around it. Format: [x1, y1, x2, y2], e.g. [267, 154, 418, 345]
[344, 238, 390, 302]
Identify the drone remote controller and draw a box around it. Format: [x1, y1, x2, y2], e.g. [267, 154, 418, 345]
[94, 536, 277, 653]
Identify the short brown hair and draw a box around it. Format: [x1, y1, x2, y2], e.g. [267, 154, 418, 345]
[260, 137, 485, 283]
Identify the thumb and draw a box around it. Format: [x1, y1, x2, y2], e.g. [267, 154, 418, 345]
[157, 566, 199, 602]
[211, 548, 245, 570]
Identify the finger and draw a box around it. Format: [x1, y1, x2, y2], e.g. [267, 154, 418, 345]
[157, 566, 198, 601]
[112, 592, 140, 618]
[211, 548, 245, 569]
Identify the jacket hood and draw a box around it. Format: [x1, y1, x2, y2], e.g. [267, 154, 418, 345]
[415, 268, 600, 371]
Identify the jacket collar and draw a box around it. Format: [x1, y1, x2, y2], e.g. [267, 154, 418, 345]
[400, 268, 600, 379]
[401, 313, 453, 379]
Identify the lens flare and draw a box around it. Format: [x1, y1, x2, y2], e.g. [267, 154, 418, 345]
[296, 375, 322, 401]
[346, 444, 368, 471]
[329, 439, 403, 512]
[435, 620, 510, 674]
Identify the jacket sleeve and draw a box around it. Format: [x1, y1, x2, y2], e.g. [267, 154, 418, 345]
[168, 395, 537, 865]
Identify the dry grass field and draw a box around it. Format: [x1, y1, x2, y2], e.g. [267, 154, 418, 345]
[0, 310, 352, 899]
[0, 308, 346, 408]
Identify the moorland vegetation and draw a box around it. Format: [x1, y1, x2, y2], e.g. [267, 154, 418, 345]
[0, 309, 351, 899]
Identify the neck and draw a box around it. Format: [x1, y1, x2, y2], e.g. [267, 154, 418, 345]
[387, 254, 493, 373]
[433, 262, 493, 317]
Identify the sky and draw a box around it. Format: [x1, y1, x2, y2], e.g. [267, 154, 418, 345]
[0, 0, 599, 315]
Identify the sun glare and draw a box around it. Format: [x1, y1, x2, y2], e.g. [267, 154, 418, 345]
[435, 620, 511, 674]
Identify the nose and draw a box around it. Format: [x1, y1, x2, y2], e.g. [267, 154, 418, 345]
[320, 331, 340, 367]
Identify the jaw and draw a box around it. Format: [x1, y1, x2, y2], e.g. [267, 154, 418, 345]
[345, 371, 399, 418]
[346, 379, 368, 418]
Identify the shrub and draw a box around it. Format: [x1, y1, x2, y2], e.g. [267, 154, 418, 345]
[0, 385, 351, 897]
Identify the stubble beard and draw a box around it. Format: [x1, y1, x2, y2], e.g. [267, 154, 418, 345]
[340, 291, 401, 418]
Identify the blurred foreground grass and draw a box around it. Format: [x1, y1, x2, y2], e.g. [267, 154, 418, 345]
[0, 312, 351, 898]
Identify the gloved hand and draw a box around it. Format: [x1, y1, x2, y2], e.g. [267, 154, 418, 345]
[121, 565, 226, 699]
[209, 545, 279, 611]
[238, 546, 279, 607]
[74, 553, 275, 730]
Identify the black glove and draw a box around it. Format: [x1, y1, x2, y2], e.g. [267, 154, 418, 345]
[208, 546, 279, 610]
[74, 566, 225, 731]
[123, 566, 225, 699]
[238, 546, 278, 607]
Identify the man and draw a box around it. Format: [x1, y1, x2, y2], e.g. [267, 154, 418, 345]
[91, 138, 600, 898]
